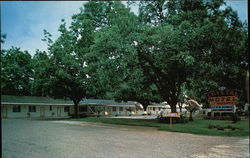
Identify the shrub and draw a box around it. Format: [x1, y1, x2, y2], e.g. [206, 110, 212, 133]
[69, 113, 88, 118]
[207, 124, 242, 131]
[207, 112, 211, 117]
[231, 113, 241, 123]
[217, 127, 224, 130]
[208, 124, 214, 129]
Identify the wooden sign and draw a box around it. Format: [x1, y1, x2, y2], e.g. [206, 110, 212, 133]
[207, 89, 240, 98]
[208, 96, 237, 105]
[207, 89, 239, 105]
[211, 105, 235, 112]
[162, 112, 180, 118]
[161, 113, 180, 128]
[207, 89, 239, 114]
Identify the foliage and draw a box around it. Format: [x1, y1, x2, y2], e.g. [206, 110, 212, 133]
[185, 105, 200, 121]
[95, 106, 105, 117]
[136, 0, 248, 108]
[31, 50, 51, 96]
[1, 34, 6, 43]
[1, 47, 33, 96]
[85, 2, 163, 110]
[134, 25, 196, 112]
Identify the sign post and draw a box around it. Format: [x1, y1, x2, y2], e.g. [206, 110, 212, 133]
[170, 117, 172, 128]
[162, 113, 180, 128]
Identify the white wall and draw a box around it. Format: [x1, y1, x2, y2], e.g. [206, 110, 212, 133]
[84, 105, 137, 116]
[1, 105, 70, 118]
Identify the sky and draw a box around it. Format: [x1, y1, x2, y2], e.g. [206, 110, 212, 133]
[1, 1, 248, 56]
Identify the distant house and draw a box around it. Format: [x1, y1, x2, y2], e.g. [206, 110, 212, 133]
[147, 102, 188, 115]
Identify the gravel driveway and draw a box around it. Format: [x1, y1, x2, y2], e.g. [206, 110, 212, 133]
[2, 119, 249, 158]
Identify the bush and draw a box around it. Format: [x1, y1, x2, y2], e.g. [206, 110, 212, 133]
[69, 113, 88, 118]
[217, 127, 224, 130]
[208, 124, 241, 131]
[208, 124, 214, 129]
[231, 113, 241, 123]
[207, 112, 211, 117]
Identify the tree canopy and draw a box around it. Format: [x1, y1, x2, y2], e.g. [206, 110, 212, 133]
[1, 0, 248, 114]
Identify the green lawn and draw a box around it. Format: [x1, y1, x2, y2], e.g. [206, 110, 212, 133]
[69, 116, 249, 137]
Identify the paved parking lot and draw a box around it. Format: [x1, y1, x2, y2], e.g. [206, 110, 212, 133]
[2, 119, 249, 158]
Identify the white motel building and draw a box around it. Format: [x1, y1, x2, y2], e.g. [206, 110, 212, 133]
[1, 95, 170, 118]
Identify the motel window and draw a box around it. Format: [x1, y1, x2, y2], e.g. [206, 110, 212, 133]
[50, 106, 52, 111]
[153, 107, 155, 111]
[64, 106, 70, 112]
[119, 107, 123, 112]
[79, 106, 87, 112]
[13, 105, 21, 112]
[112, 107, 116, 112]
[29, 106, 36, 112]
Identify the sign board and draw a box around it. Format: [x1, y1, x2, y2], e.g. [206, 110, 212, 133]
[161, 113, 180, 128]
[162, 112, 180, 118]
[210, 105, 235, 113]
[207, 89, 239, 114]
[207, 89, 240, 98]
[208, 96, 237, 105]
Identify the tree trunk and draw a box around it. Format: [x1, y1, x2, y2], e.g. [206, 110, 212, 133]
[189, 111, 193, 121]
[73, 100, 79, 118]
[170, 103, 177, 113]
[143, 105, 148, 111]
[166, 96, 178, 113]
[141, 102, 149, 112]
[74, 103, 79, 118]
[178, 103, 182, 113]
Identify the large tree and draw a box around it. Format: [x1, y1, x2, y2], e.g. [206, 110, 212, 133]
[86, 2, 163, 110]
[43, 21, 89, 118]
[134, 25, 195, 112]
[168, 0, 248, 105]
[132, 0, 248, 111]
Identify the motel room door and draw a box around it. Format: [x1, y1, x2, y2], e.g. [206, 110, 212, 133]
[40, 107, 45, 117]
[1, 106, 7, 118]
[57, 107, 62, 117]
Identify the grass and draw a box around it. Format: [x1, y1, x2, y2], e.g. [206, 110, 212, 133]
[69, 116, 249, 137]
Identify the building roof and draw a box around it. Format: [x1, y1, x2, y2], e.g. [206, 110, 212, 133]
[81, 99, 137, 106]
[1, 95, 136, 106]
[1, 95, 73, 105]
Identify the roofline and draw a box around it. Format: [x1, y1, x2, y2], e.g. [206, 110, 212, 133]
[1, 102, 73, 106]
[1, 102, 136, 107]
